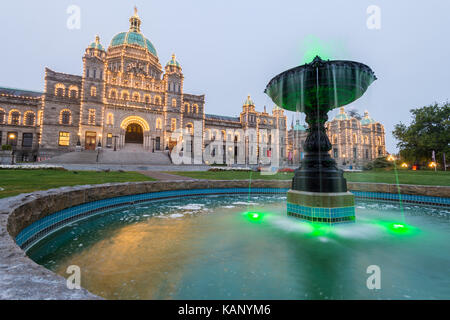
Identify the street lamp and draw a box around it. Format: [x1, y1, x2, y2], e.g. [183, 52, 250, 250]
[113, 135, 118, 151]
[8, 133, 16, 165]
[387, 154, 396, 162]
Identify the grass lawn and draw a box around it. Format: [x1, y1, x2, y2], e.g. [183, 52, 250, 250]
[0, 170, 154, 199]
[167, 170, 450, 187]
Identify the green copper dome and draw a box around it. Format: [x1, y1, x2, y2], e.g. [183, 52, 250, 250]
[333, 107, 350, 121]
[293, 120, 307, 131]
[89, 35, 105, 51]
[110, 31, 157, 56]
[243, 95, 255, 106]
[166, 54, 181, 68]
[360, 111, 376, 125]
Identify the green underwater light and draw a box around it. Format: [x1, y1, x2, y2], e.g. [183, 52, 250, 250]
[378, 221, 420, 236]
[244, 211, 264, 222]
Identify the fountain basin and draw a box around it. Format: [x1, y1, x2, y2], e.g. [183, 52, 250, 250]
[2, 181, 449, 300]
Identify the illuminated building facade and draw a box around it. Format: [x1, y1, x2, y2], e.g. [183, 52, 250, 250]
[0, 9, 287, 163]
[288, 107, 386, 169]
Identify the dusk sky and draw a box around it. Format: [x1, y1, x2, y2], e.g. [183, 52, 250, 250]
[0, 0, 449, 152]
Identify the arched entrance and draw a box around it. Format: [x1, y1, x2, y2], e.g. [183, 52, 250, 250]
[125, 123, 144, 144]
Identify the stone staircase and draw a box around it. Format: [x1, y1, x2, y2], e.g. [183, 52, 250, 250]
[43, 144, 172, 165]
[41, 150, 98, 164]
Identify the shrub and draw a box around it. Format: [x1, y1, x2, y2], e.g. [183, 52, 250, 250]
[1, 145, 12, 151]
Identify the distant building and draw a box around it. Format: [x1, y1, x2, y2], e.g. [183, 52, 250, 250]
[288, 107, 386, 169]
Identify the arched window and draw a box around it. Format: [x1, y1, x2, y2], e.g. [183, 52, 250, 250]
[193, 104, 199, 113]
[144, 94, 151, 104]
[9, 110, 20, 125]
[156, 118, 162, 130]
[365, 136, 369, 144]
[0, 108, 5, 124]
[171, 118, 177, 131]
[221, 130, 226, 141]
[186, 123, 194, 135]
[154, 96, 162, 105]
[68, 86, 78, 98]
[332, 135, 338, 144]
[184, 103, 190, 113]
[132, 92, 140, 102]
[121, 90, 129, 100]
[107, 113, 114, 125]
[90, 86, 97, 97]
[60, 109, 72, 125]
[88, 109, 96, 125]
[109, 89, 118, 99]
[172, 99, 177, 107]
[24, 111, 36, 126]
[54, 83, 65, 96]
[353, 133, 358, 144]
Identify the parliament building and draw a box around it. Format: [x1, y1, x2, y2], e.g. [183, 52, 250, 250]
[0, 8, 384, 167]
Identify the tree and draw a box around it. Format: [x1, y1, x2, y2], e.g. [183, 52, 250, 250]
[393, 102, 450, 166]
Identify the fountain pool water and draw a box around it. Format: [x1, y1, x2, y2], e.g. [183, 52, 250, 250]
[27, 193, 450, 300]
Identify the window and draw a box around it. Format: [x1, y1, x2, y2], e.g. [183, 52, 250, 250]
[88, 109, 96, 125]
[7, 132, 17, 146]
[144, 95, 151, 103]
[109, 89, 117, 99]
[91, 86, 97, 97]
[10, 111, 20, 125]
[106, 133, 113, 147]
[193, 104, 199, 113]
[132, 92, 140, 102]
[59, 132, 70, 146]
[24, 112, 35, 126]
[155, 96, 162, 105]
[86, 68, 90, 78]
[55, 83, 65, 96]
[22, 133, 33, 147]
[60, 110, 71, 125]
[171, 118, 177, 131]
[365, 149, 369, 159]
[353, 134, 358, 144]
[107, 113, 114, 125]
[69, 86, 78, 98]
[93, 69, 97, 79]
[121, 91, 129, 100]
[185, 103, 190, 113]
[353, 147, 357, 159]
[0, 109, 5, 124]
[172, 99, 177, 107]
[156, 118, 162, 130]
[186, 123, 193, 135]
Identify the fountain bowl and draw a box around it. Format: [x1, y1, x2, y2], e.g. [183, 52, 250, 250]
[264, 56, 377, 112]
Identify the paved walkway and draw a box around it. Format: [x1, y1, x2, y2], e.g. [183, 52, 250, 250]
[137, 171, 198, 181]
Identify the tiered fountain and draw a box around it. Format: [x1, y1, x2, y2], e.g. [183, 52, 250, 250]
[265, 56, 377, 223]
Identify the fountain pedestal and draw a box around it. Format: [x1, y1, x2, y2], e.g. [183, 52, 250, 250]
[288, 107, 355, 223]
[265, 56, 376, 224]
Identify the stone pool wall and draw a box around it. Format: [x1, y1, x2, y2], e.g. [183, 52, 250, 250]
[1, 180, 449, 299]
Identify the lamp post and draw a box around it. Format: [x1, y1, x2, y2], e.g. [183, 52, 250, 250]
[151, 138, 155, 153]
[113, 135, 118, 151]
[8, 133, 16, 165]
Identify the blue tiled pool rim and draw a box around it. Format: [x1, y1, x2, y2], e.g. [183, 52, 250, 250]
[16, 188, 450, 251]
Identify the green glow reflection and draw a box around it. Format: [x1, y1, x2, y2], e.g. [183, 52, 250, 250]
[377, 221, 420, 236]
[244, 211, 265, 223]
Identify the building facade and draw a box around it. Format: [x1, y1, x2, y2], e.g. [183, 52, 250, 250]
[288, 107, 386, 169]
[0, 9, 287, 164]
